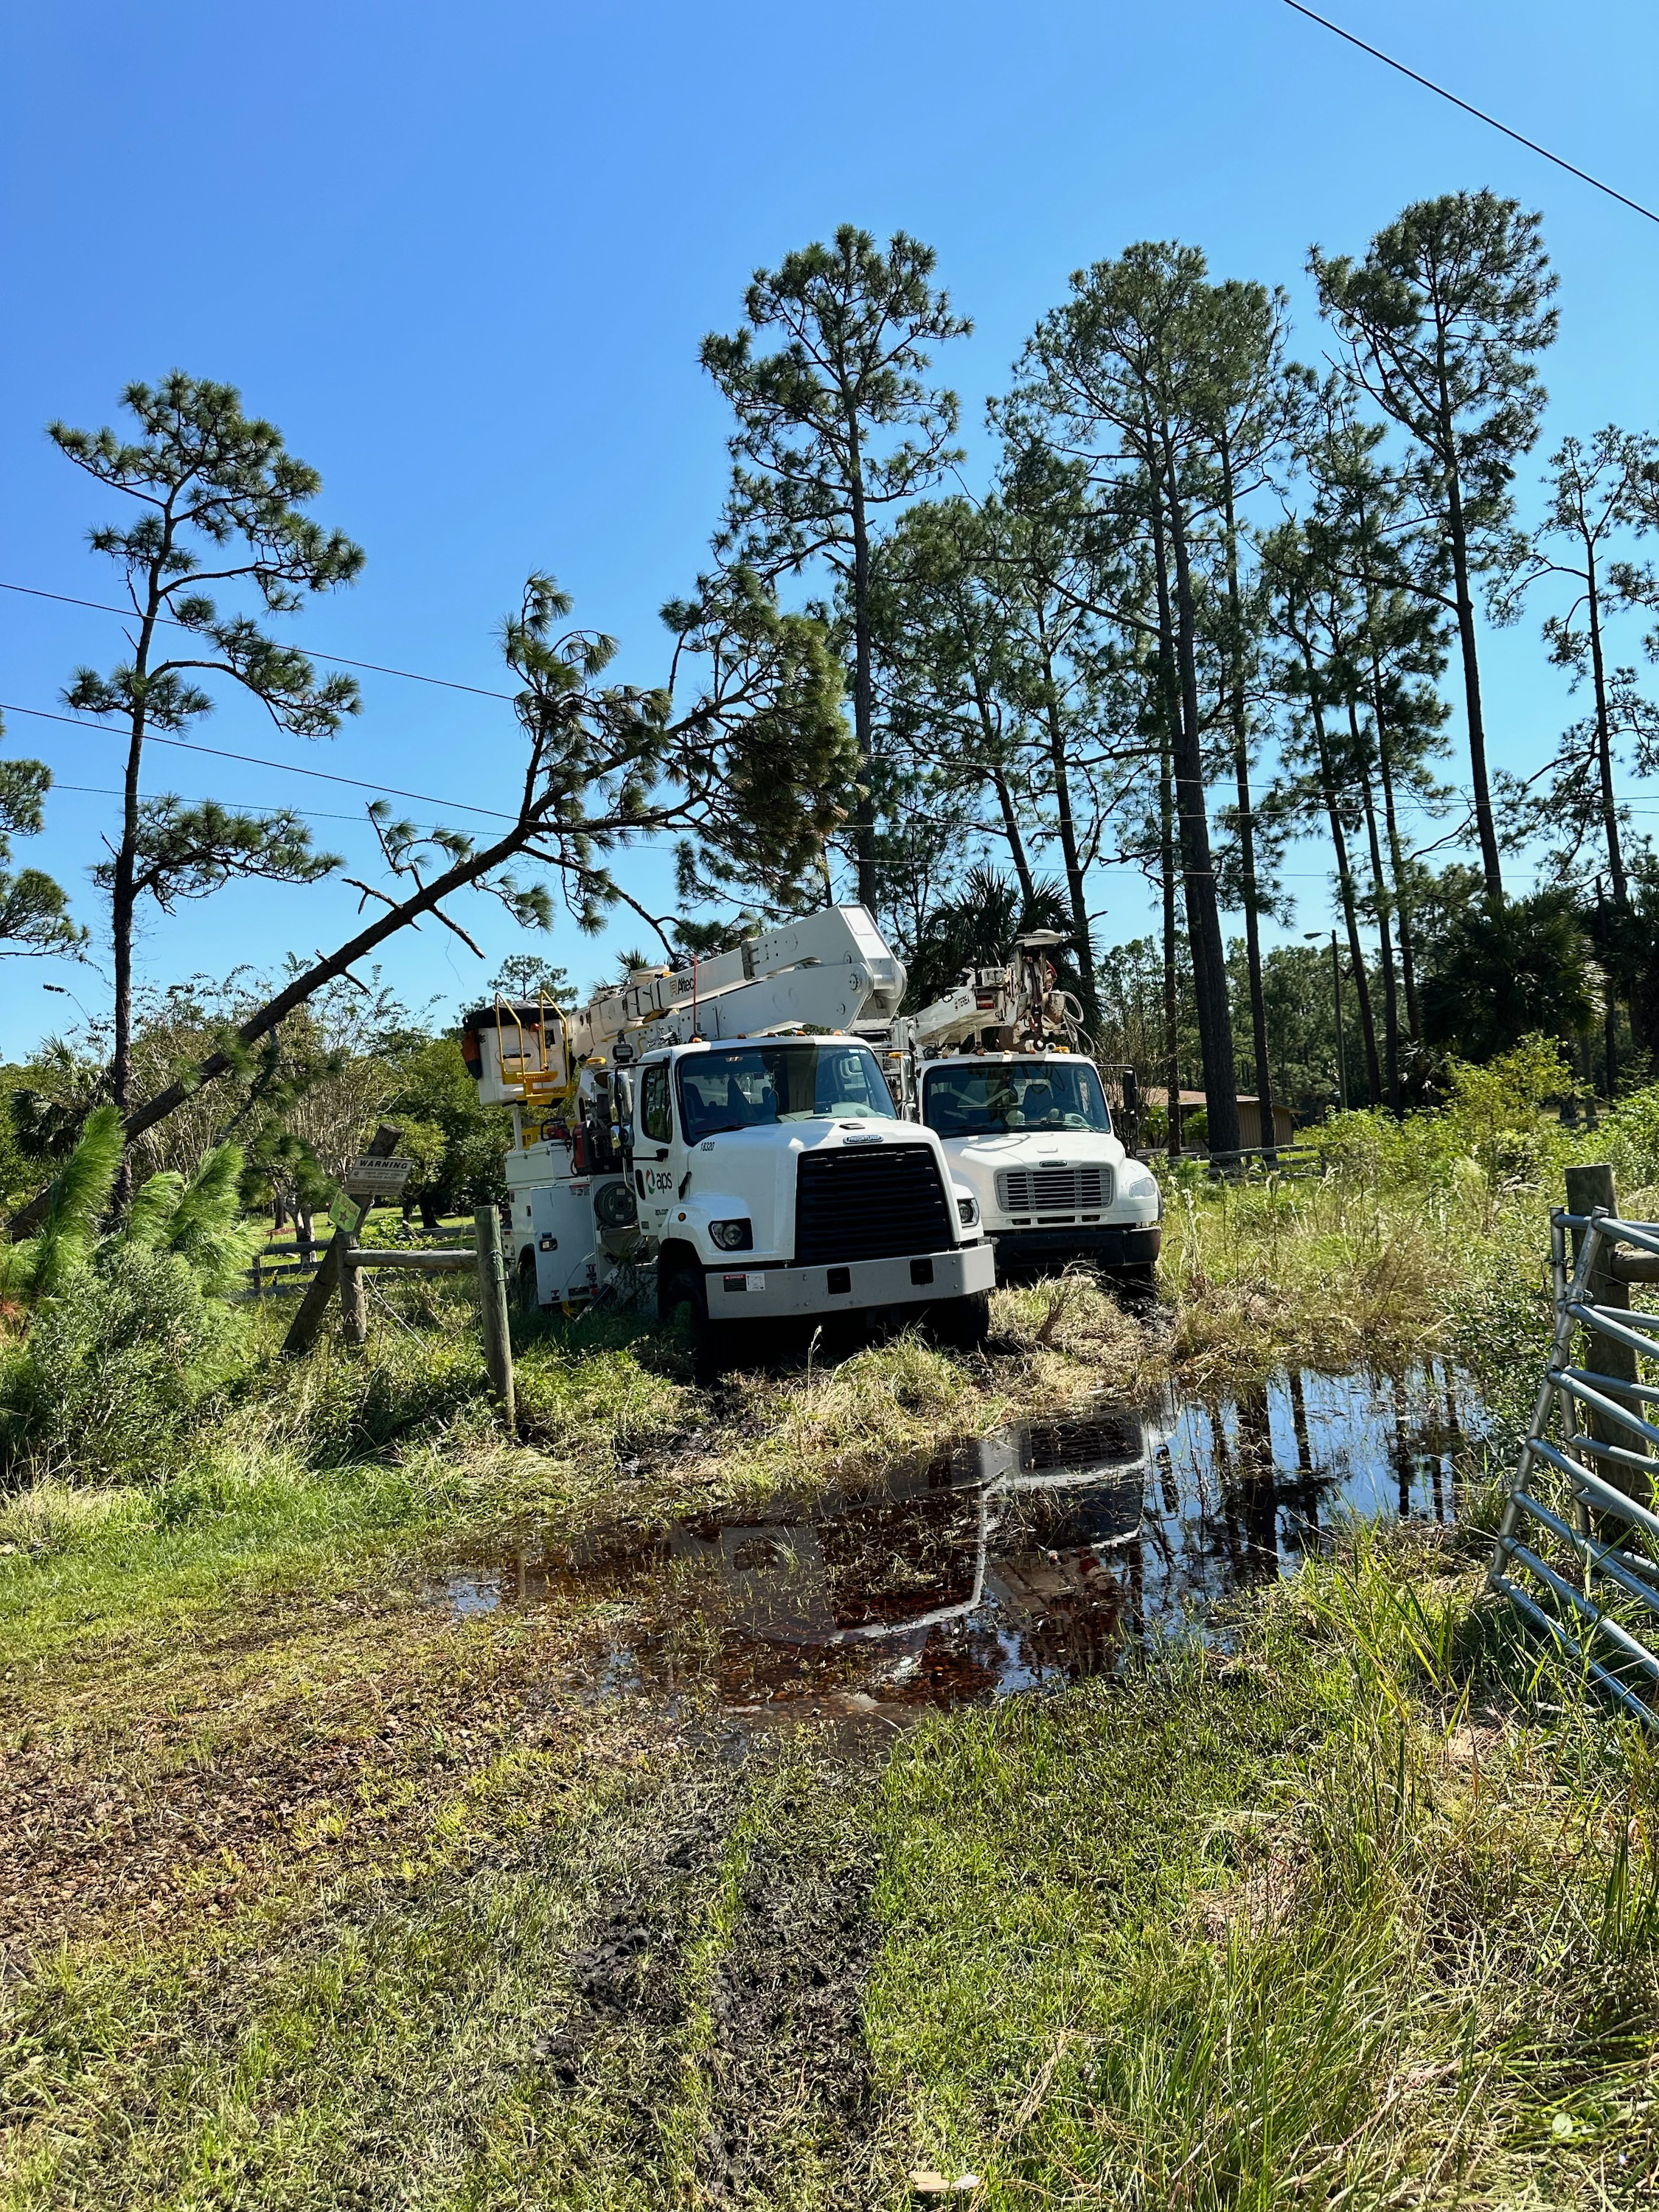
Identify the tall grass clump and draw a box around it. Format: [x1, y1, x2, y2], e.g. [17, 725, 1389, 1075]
[869, 1523, 1659, 2207]
[1161, 1037, 1623, 1406]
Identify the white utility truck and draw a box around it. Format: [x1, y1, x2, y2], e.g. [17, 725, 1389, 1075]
[886, 931, 1163, 1278]
[460, 906, 995, 1349]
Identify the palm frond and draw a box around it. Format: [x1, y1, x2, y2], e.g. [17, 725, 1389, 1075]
[22, 1105, 125, 1303]
[162, 1142, 252, 1293]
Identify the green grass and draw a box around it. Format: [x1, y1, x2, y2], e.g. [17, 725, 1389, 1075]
[867, 1528, 1659, 2208]
[10, 1050, 1659, 2204]
[7, 1523, 1659, 2208]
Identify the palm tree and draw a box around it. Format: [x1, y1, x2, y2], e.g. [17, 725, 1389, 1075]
[905, 866, 1075, 1009]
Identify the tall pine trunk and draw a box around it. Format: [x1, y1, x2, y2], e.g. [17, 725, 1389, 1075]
[1160, 708, 1182, 1161]
[1439, 406, 1503, 900]
[111, 570, 166, 1121]
[1220, 429, 1275, 1156]
[1304, 653, 1382, 1102]
[1584, 549, 1638, 1064]
[1585, 555, 1627, 909]
[1160, 462, 1240, 1157]
[974, 679, 1037, 911]
[1349, 700, 1402, 1110]
[846, 425, 877, 911]
[990, 764, 1037, 910]
[1035, 613, 1099, 1024]
[1368, 647, 1422, 1043]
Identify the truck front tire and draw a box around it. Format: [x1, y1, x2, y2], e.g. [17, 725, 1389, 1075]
[931, 1289, 992, 1349]
[660, 1262, 707, 1332]
[660, 1262, 737, 1375]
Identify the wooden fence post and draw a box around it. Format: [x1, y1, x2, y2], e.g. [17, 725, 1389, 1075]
[1564, 1161, 1648, 1503]
[341, 1226, 367, 1347]
[474, 1205, 515, 1429]
[281, 1231, 347, 1359]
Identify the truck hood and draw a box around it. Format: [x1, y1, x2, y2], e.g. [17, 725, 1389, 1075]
[939, 1129, 1127, 1168]
[680, 1116, 965, 1262]
[691, 1116, 928, 1157]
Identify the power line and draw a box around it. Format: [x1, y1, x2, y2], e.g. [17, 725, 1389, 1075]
[50, 781, 378, 827]
[0, 698, 520, 822]
[1281, 1, 1659, 226]
[0, 580, 518, 701]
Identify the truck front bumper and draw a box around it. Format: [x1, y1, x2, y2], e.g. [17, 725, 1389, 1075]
[706, 1240, 996, 1318]
[992, 1222, 1161, 1270]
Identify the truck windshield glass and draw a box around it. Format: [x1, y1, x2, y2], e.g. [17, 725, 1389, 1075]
[922, 1060, 1112, 1137]
[678, 1043, 896, 1140]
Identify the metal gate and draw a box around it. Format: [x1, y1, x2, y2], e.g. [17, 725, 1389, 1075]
[1491, 1204, 1659, 1722]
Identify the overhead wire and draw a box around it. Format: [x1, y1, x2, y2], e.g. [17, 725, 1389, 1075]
[1281, 1, 1659, 226]
[49, 782, 385, 827]
[0, 698, 519, 822]
[0, 580, 517, 700]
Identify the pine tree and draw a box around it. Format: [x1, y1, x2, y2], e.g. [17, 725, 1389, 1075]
[1199, 279, 1301, 1151]
[50, 374, 366, 1124]
[700, 227, 970, 908]
[868, 498, 1040, 911]
[1493, 428, 1659, 918]
[1262, 520, 1384, 1105]
[0, 716, 85, 959]
[1311, 192, 1558, 901]
[1295, 390, 1455, 1093]
[1009, 243, 1248, 1155]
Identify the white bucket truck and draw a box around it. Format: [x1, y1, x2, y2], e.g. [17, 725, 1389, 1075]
[460, 906, 995, 1349]
[886, 932, 1162, 1279]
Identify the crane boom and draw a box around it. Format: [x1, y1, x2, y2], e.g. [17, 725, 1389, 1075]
[463, 905, 907, 1106]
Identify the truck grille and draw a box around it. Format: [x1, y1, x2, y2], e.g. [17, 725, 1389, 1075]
[995, 1165, 1112, 1217]
[795, 1143, 953, 1266]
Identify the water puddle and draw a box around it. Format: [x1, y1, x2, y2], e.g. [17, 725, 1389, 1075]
[429, 1368, 1476, 1741]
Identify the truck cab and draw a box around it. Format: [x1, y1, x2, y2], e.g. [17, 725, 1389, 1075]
[466, 908, 1001, 1349]
[914, 1048, 1161, 1277]
[504, 1031, 995, 1343]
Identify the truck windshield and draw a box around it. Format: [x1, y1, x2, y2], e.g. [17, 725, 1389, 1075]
[677, 1043, 897, 1140]
[922, 1060, 1113, 1137]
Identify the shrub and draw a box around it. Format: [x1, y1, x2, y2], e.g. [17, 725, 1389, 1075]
[0, 1243, 236, 1486]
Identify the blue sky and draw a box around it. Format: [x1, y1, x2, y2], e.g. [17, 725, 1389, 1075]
[4, 0, 1658, 1058]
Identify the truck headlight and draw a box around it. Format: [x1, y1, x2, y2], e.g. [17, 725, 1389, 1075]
[709, 1218, 754, 1251]
[958, 1195, 979, 1228]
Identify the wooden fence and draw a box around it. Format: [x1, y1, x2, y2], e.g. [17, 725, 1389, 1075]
[240, 1207, 515, 1427]
[237, 1215, 476, 1301]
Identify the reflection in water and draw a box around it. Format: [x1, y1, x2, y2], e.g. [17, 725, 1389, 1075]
[430, 1368, 1475, 1736]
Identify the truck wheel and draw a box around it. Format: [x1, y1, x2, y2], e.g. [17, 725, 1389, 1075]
[661, 1265, 735, 1375]
[660, 1265, 707, 1334]
[932, 1290, 992, 1349]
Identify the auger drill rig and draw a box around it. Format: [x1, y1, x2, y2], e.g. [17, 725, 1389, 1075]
[886, 931, 1162, 1278]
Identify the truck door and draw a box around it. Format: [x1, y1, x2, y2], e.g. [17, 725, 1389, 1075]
[636, 1060, 676, 1233]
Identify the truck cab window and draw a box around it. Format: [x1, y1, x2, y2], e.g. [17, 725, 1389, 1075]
[677, 1042, 897, 1142]
[639, 1062, 672, 1144]
[922, 1061, 1113, 1137]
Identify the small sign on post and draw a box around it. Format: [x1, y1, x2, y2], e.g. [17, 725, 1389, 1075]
[344, 1157, 413, 1199]
[328, 1192, 362, 1234]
